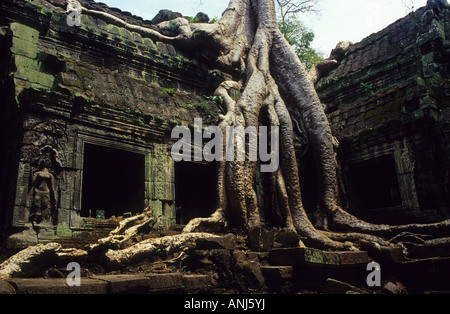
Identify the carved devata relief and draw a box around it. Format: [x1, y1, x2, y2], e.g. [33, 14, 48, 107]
[6, 146, 62, 247]
[29, 146, 61, 226]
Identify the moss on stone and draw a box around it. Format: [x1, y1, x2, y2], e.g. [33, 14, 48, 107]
[10, 22, 39, 43]
[56, 222, 73, 237]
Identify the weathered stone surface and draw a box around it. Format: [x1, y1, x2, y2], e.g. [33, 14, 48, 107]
[145, 273, 183, 292]
[7, 278, 108, 294]
[261, 266, 294, 288]
[151, 9, 182, 24]
[382, 246, 405, 262]
[194, 12, 210, 23]
[93, 274, 154, 294]
[322, 278, 367, 295]
[0, 280, 16, 294]
[1, 0, 223, 249]
[93, 273, 213, 294]
[235, 261, 265, 290]
[1, 273, 213, 294]
[269, 248, 369, 266]
[396, 256, 450, 273]
[274, 229, 301, 248]
[195, 234, 236, 250]
[182, 274, 213, 291]
[407, 239, 450, 259]
[313, 1, 450, 224]
[382, 281, 407, 294]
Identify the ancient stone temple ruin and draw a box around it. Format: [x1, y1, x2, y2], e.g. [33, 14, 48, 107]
[0, 0, 450, 295]
[0, 0, 221, 248]
[312, 2, 450, 225]
[1, 0, 449, 248]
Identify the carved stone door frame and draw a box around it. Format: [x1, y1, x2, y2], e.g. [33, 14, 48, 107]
[71, 131, 151, 229]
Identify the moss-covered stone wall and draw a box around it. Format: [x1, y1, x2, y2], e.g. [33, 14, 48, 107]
[315, 2, 450, 223]
[0, 0, 222, 247]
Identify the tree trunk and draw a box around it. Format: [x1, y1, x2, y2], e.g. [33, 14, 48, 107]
[181, 0, 450, 251]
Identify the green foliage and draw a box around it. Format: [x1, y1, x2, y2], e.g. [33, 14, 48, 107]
[182, 102, 192, 109]
[360, 82, 375, 96]
[195, 101, 209, 110]
[151, 71, 159, 86]
[202, 95, 223, 106]
[169, 20, 180, 34]
[209, 16, 218, 24]
[188, 16, 200, 23]
[182, 97, 219, 121]
[278, 16, 324, 70]
[162, 88, 175, 96]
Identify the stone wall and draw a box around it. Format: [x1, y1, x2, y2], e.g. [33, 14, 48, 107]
[0, 0, 222, 247]
[315, 2, 450, 223]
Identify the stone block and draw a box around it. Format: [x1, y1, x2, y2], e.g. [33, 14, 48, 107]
[274, 229, 301, 248]
[93, 275, 153, 294]
[12, 206, 28, 226]
[8, 278, 108, 294]
[150, 200, 163, 215]
[195, 234, 236, 250]
[407, 242, 450, 260]
[382, 281, 406, 294]
[0, 280, 16, 294]
[145, 273, 183, 292]
[14, 185, 28, 207]
[58, 192, 73, 211]
[269, 248, 369, 266]
[261, 266, 294, 287]
[182, 274, 212, 291]
[154, 182, 166, 200]
[322, 278, 367, 294]
[6, 225, 39, 249]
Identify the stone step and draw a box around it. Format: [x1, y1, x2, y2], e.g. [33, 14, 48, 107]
[266, 248, 371, 291]
[322, 278, 369, 294]
[269, 247, 369, 267]
[5, 273, 214, 294]
[6, 278, 109, 294]
[0, 280, 16, 294]
[260, 266, 294, 288]
[93, 273, 213, 294]
[389, 257, 450, 293]
[406, 241, 450, 260]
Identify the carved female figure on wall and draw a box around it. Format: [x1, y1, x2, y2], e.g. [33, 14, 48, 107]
[29, 146, 59, 225]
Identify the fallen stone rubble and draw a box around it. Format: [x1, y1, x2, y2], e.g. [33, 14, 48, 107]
[1, 232, 450, 294]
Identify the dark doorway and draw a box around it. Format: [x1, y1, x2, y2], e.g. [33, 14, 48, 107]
[81, 143, 145, 219]
[347, 155, 402, 211]
[175, 162, 216, 225]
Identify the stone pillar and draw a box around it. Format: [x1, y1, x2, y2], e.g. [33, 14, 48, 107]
[147, 143, 176, 228]
[393, 141, 421, 216]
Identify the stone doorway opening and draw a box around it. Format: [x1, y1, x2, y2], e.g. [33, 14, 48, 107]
[347, 155, 402, 211]
[81, 143, 145, 219]
[175, 161, 216, 225]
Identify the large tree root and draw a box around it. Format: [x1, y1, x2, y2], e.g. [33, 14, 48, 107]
[0, 243, 62, 279]
[330, 208, 450, 237]
[103, 233, 220, 270]
[0, 212, 219, 279]
[93, 205, 156, 250]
